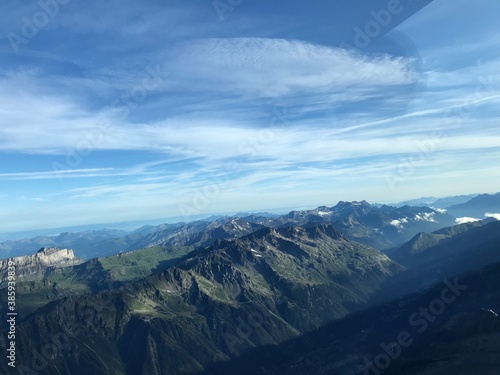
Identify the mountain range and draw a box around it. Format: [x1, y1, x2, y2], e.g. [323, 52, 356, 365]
[0, 224, 401, 375]
[446, 193, 500, 219]
[0, 198, 465, 260]
[391, 194, 478, 208]
[0, 193, 499, 374]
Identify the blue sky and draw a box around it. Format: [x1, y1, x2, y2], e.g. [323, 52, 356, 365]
[1, 0, 500, 232]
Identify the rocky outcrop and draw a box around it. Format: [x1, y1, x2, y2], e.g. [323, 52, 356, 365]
[0, 247, 82, 285]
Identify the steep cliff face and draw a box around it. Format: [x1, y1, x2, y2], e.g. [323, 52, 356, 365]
[0, 247, 82, 285]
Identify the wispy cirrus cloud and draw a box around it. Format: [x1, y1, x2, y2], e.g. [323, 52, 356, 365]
[0, 37, 420, 157]
[1, 0, 500, 231]
[168, 38, 419, 97]
[0, 168, 115, 181]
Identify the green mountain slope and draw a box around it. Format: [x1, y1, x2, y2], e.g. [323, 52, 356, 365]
[0, 224, 401, 375]
[194, 261, 500, 375]
[391, 220, 500, 278]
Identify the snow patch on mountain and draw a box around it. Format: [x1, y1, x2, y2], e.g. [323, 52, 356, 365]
[414, 212, 436, 222]
[482, 308, 499, 317]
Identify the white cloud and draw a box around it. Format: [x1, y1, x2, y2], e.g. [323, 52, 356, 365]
[485, 212, 500, 220]
[1, 36, 500, 164]
[414, 212, 436, 222]
[455, 217, 481, 224]
[390, 217, 408, 228]
[0, 169, 115, 181]
[170, 38, 418, 98]
[2, 1, 500, 232]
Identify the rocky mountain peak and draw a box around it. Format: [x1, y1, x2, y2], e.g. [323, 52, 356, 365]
[0, 247, 82, 285]
[305, 224, 347, 240]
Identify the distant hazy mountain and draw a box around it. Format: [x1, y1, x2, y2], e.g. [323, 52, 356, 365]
[446, 193, 500, 218]
[233, 211, 281, 220]
[390, 194, 479, 208]
[0, 229, 129, 259]
[0, 215, 216, 242]
[431, 194, 479, 208]
[391, 196, 438, 207]
[387, 219, 500, 294]
[268, 201, 456, 250]
[0, 218, 265, 260]
[390, 220, 489, 263]
[128, 218, 266, 250]
[0, 201, 458, 260]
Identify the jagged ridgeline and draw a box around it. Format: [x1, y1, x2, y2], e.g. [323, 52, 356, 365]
[0, 201, 458, 260]
[0, 224, 401, 375]
[0, 219, 272, 317]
